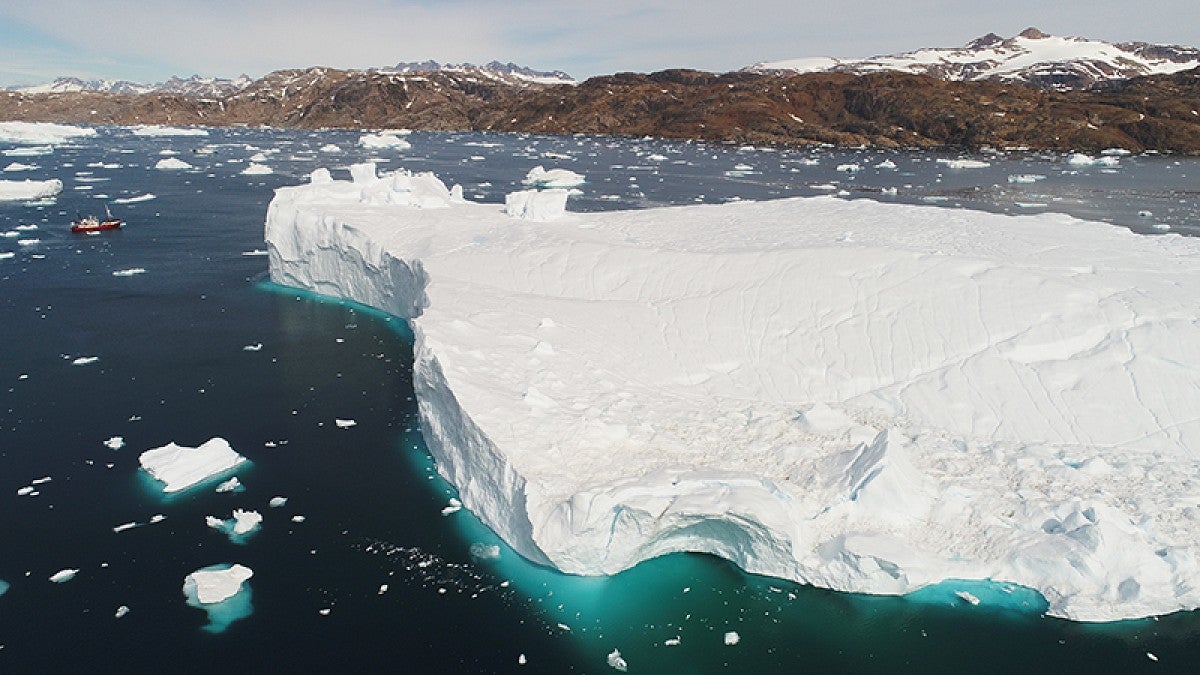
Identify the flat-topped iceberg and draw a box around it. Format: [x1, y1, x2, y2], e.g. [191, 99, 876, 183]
[139, 438, 248, 493]
[0, 179, 63, 201]
[183, 563, 253, 632]
[0, 121, 97, 145]
[265, 166, 1200, 622]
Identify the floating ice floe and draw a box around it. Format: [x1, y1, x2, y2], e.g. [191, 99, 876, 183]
[2, 146, 53, 157]
[3, 162, 37, 172]
[835, 163, 861, 172]
[131, 125, 208, 137]
[606, 650, 627, 671]
[1008, 174, 1046, 183]
[724, 631, 741, 646]
[0, 121, 97, 145]
[112, 193, 155, 204]
[104, 436, 125, 450]
[358, 130, 412, 150]
[0, 178, 63, 201]
[1066, 153, 1120, 167]
[522, 165, 585, 188]
[115, 605, 130, 619]
[875, 159, 898, 169]
[242, 343, 263, 351]
[112, 268, 146, 277]
[154, 158, 193, 170]
[113, 522, 138, 533]
[319, 144, 342, 153]
[268, 496, 288, 508]
[241, 163, 273, 175]
[49, 569, 79, 583]
[937, 158, 991, 169]
[183, 564, 253, 633]
[72, 356, 99, 366]
[139, 438, 248, 493]
[334, 418, 357, 428]
[206, 509, 263, 542]
[215, 476, 244, 493]
[267, 165, 1200, 622]
[441, 498, 463, 515]
[469, 543, 501, 560]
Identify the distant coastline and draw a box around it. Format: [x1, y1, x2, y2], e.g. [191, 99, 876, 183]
[3, 66, 1199, 153]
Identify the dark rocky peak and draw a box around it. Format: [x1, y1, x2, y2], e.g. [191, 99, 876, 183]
[1019, 27, 1050, 40]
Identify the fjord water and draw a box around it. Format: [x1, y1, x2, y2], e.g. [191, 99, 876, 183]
[1, 127, 1197, 672]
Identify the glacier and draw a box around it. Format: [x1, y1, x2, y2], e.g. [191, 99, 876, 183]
[265, 164, 1200, 622]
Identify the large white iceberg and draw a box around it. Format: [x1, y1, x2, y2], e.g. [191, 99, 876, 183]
[0, 121, 96, 145]
[139, 438, 248, 493]
[265, 167, 1200, 622]
[0, 179, 63, 201]
[183, 563, 254, 633]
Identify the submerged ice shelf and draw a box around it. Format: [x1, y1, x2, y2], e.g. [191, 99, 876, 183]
[265, 164, 1200, 622]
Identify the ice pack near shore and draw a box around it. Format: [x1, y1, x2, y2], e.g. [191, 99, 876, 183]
[266, 165, 1200, 622]
[139, 438, 248, 493]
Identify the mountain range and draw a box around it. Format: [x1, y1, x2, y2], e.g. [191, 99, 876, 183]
[747, 27, 1200, 90]
[2, 31, 1198, 152]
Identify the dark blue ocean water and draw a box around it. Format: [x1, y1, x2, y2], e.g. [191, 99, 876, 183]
[1, 127, 1197, 673]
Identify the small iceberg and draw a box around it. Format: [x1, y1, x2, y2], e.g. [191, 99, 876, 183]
[49, 568, 79, 583]
[183, 564, 254, 633]
[206, 509, 263, 543]
[358, 130, 412, 150]
[522, 165, 585, 188]
[154, 157, 193, 170]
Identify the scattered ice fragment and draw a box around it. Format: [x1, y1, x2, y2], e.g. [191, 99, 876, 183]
[72, 356, 99, 366]
[291, 515, 306, 523]
[441, 498, 463, 516]
[956, 590, 982, 606]
[215, 476, 243, 493]
[138, 437, 248, 493]
[606, 649, 628, 671]
[113, 522, 138, 533]
[469, 543, 501, 561]
[31, 476, 51, 485]
[242, 343, 263, 351]
[112, 268, 146, 277]
[104, 436, 125, 450]
[936, 158, 990, 169]
[242, 163, 273, 175]
[1150, 222, 1171, 231]
[112, 193, 156, 204]
[518, 654, 527, 665]
[358, 131, 412, 150]
[334, 418, 357, 429]
[49, 569, 79, 583]
[132, 125, 207, 137]
[836, 163, 861, 172]
[115, 605, 130, 619]
[522, 166, 585, 188]
[378, 584, 389, 595]
[664, 637, 681, 646]
[268, 496, 288, 508]
[149, 514, 166, 524]
[875, 159, 897, 169]
[1138, 210, 1153, 218]
[724, 631, 740, 646]
[1147, 652, 1158, 661]
[207, 509, 263, 541]
[16, 486, 34, 496]
[154, 157, 193, 170]
[319, 144, 342, 153]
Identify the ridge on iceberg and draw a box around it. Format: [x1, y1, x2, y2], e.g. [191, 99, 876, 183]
[265, 166, 1200, 622]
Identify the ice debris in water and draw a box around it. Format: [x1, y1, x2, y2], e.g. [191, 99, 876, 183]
[522, 165, 585, 187]
[215, 476, 244, 493]
[49, 569, 79, 583]
[112, 268, 146, 277]
[72, 356, 99, 366]
[606, 649, 628, 671]
[115, 605, 130, 619]
[154, 157, 193, 170]
[242, 163, 273, 175]
[441, 498, 463, 516]
[724, 631, 741, 646]
[358, 130, 412, 150]
[936, 158, 990, 169]
[335, 418, 357, 428]
[268, 496, 288, 508]
[104, 436, 125, 450]
[469, 543, 501, 561]
[206, 509, 263, 542]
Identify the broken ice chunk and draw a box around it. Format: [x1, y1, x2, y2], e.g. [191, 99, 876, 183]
[49, 569, 79, 583]
[139, 438, 248, 493]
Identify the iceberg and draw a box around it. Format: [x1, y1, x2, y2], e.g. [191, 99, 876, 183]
[154, 157, 193, 170]
[522, 165, 585, 187]
[358, 130, 412, 150]
[265, 166, 1200, 622]
[131, 125, 208, 137]
[139, 438, 248, 493]
[183, 563, 253, 633]
[0, 121, 96, 145]
[0, 179, 63, 201]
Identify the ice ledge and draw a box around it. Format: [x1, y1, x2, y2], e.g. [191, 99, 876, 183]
[265, 167, 1200, 622]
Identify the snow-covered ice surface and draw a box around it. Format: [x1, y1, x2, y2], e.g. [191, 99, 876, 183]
[0, 179, 63, 201]
[139, 438, 248, 493]
[268, 165, 1200, 622]
[0, 121, 97, 145]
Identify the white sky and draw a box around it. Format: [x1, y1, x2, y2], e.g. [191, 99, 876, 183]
[1, 0, 1197, 85]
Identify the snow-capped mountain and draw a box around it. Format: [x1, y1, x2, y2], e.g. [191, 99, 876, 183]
[385, 60, 575, 85]
[747, 28, 1200, 90]
[15, 74, 252, 97]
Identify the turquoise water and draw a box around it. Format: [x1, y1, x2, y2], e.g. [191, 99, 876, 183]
[0, 126, 1197, 672]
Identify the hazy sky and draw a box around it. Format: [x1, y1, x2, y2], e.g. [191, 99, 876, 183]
[2, 0, 1197, 85]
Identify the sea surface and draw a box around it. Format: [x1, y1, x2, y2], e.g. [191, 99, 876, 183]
[1, 127, 1197, 673]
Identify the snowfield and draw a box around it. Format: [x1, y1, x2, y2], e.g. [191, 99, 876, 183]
[266, 164, 1200, 622]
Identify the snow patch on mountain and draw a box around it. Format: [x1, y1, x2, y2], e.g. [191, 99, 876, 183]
[748, 28, 1200, 90]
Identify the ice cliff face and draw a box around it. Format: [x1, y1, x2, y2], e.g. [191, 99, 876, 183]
[266, 165, 1200, 621]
